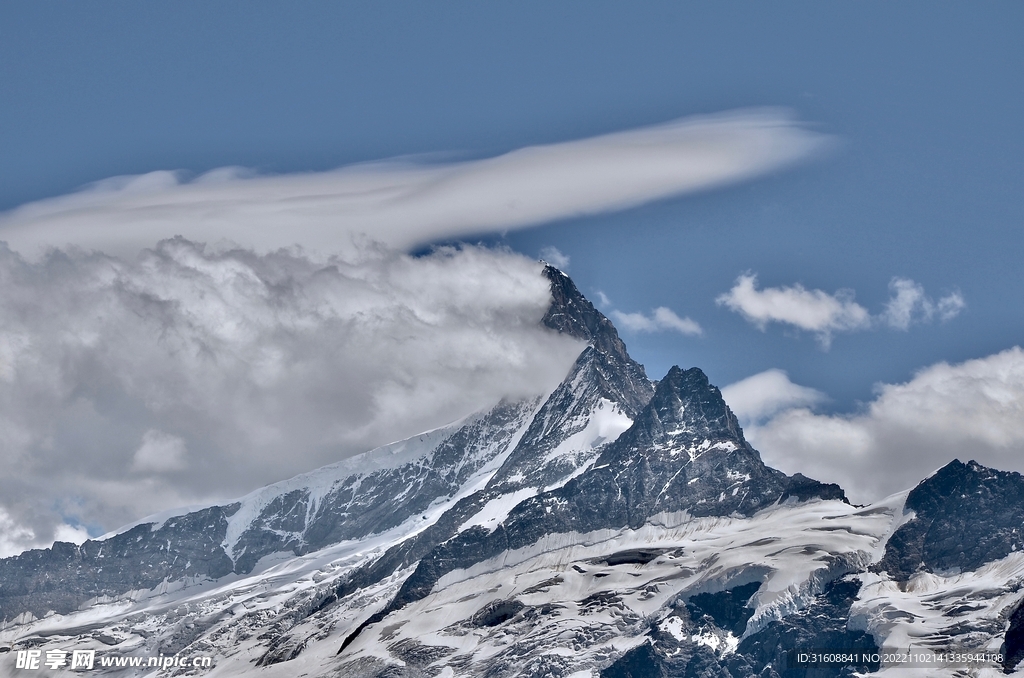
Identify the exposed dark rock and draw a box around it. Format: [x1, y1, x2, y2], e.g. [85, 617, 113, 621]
[730, 578, 878, 678]
[363, 364, 847, 642]
[0, 504, 238, 620]
[875, 460, 1024, 582]
[600, 633, 737, 678]
[686, 581, 762, 636]
[471, 599, 525, 627]
[256, 635, 307, 667]
[600, 641, 666, 678]
[782, 474, 847, 504]
[540, 264, 653, 418]
[387, 638, 455, 667]
[1003, 597, 1024, 671]
[593, 548, 672, 566]
[236, 397, 539, 572]
[600, 578, 876, 677]
[483, 265, 656, 494]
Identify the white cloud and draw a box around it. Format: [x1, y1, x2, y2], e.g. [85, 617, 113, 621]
[652, 307, 704, 336]
[0, 507, 37, 559]
[595, 290, 612, 307]
[539, 246, 570, 270]
[732, 347, 1024, 502]
[611, 307, 703, 336]
[721, 369, 826, 422]
[882, 277, 965, 329]
[0, 109, 830, 259]
[0, 507, 89, 558]
[937, 291, 966, 321]
[882, 278, 928, 330]
[611, 311, 658, 332]
[132, 430, 188, 473]
[0, 240, 585, 550]
[718, 273, 965, 347]
[716, 273, 869, 347]
[53, 523, 91, 546]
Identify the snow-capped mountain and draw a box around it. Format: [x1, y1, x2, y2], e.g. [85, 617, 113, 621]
[2, 266, 1023, 677]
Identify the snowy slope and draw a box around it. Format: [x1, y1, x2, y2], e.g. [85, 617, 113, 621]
[0, 396, 546, 624]
[335, 496, 896, 677]
[3, 484, 1020, 677]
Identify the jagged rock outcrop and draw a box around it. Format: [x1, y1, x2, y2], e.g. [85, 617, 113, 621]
[875, 459, 1024, 581]
[349, 364, 845, 643]
[540, 265, 654, 418]
[0, 505, 237, 620]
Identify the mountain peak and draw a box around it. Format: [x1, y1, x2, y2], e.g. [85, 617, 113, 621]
[876, 457, 1024, 581]
[614, 364, 745, 451]
[541, 264, 631, 363]
[541, 264, 653, 417]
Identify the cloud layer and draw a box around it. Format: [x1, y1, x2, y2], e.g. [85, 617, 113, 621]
[0, 240, 584, 556]
[717, 273, 964, 347]
[725, 347, 1024, 502]
[0, 109, 830, 259]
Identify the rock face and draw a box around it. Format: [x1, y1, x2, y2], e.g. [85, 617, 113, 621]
[228, 399, 540, 570]
[0, 506, 237, 620]
[350, 363, 844, 632]
[731, 578, 879, 677]
[0, 265, 1021, 678]
[875, 459, 1024, 582]
[540, 265, 653, 418]
[1004, 598, 1024, 671]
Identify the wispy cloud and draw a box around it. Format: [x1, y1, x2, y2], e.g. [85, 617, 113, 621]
[539, 246, 570, 270]
[732, 347, 1024, 502]
[131, 430, 188, 474]
[717, 273, 965, 348]
[611, 307, 703, 336]
[716, 273, 869, 347]
[881, 277, 965, 329]
[0, 109, 832, 259]
[0, 506, 90, 559]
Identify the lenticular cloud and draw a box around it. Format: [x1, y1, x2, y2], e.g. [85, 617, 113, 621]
[0, 109, 831, 259]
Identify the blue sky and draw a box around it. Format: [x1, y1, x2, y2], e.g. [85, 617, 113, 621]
[3, 3, 1020, 404]
[0, 3, 1022, 549]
